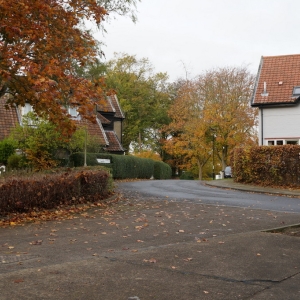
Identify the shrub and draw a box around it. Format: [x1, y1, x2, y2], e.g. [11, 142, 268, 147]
[0, 139, 16, 164]
[180, 171, 194, 180]
[0, 167, 112, 215]
[153, 161, 172, 179]
[69, 152, 172, 180]
[232, 145, 300, 187]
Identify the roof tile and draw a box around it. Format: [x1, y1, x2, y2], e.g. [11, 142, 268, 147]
[252, 54, 300, 106]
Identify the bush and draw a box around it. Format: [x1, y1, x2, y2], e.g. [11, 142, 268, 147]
[153, 161, 172, 179]
[7, 154, 23, 169]
[0, 167, 112, 215]
[0, 139, 16, 164]
[180, 171, 194, 180]
[232, 145, 300, 187]
[69, 152, 172, 180]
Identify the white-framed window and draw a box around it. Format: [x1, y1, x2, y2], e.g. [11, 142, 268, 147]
[21, 103, 33, 116]
[286, 140, 298, 145]
[292, 86, 300, 96]
[68, 106, 78, 117]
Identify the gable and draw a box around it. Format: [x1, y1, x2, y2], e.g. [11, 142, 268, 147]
[251, 54, 300, 107]
[0, 95, 20, 140]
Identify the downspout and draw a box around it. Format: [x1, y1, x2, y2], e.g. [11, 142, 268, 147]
[261, 108, 264, 145]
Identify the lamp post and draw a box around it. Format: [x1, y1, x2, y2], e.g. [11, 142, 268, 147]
[212, 133, 215, 180]
[84, 125, 87, 167]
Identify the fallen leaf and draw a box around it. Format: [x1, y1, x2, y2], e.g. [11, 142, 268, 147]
[30, 240, 43, 245]
[14, 279, 24, 283]
[183, 258, 193, 262]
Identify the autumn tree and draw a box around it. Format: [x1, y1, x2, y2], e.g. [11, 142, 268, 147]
[104, 53, 172, 155]
[164, 67, 258, 179]
[196, 67, 258, 170]
[0, 0, 139, 136]
[164, 80, 211, 179]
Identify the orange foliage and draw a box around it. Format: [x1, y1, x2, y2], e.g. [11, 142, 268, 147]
[0, 0, 107, 136]
[133, 151, 162, 161]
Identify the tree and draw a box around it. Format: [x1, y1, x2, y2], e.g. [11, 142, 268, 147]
[104, 53, 172, 155]
[0, 0, 139, 136]
[196, 67, 258, 170]
[164, 80, 211, 179]
[9, 113, 104, 171]
[164, 67, 258, 179]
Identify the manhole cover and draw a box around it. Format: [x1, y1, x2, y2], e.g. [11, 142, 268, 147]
[0, 254, 40, 264]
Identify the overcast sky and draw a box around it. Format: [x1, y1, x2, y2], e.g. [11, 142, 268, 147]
[97, 0, 300, 82]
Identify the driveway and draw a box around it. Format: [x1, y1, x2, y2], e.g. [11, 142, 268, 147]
[0, 180, 299, 299]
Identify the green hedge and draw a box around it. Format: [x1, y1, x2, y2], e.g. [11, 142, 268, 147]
[154, 161, 172, 179]
[70, 153, 172, 180]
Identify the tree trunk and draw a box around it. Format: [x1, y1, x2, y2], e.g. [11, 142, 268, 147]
[197, 159, 203, 180]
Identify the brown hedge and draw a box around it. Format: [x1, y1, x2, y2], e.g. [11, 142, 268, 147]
[232, 145, 300, 187]
[0, 168, 111, 215]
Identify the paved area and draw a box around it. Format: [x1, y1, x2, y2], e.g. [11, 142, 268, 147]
[205, 178, 300, 198]
[0, 179, 299, 299]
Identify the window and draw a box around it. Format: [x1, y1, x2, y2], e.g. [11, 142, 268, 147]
[268, 140, 275, 145]
[286, 140, 298, 145]
[68, 106, 78, 117]
[21, 103, 33, 116]
[292, 86, 300, 96]
[276, 140, 283, 145]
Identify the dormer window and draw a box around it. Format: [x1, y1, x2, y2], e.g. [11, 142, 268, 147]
[68, 106, 78, 117]
[292, 86, 300, 96]
[21, 103, 33, 116]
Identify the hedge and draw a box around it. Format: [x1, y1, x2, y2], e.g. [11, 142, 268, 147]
[232, 145, 300, 187]
[69, 152, 172, 180]
[0, 167, 112, 215]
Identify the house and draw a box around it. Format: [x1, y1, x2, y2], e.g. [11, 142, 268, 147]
[0, 94, 125, 154]
[251, 54, 300, 146]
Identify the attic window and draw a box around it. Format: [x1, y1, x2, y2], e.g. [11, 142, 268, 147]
[292, 86, 300, 96]
[68, 106, 78, 117]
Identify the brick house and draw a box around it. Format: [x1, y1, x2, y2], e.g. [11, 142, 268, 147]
[251, 54, 300, 146]
[0, 94, 125, 154]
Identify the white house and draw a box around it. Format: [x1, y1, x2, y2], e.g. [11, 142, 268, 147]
[251, 54, 300, 146]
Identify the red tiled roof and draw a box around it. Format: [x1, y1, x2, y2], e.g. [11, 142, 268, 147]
[75, 117, 108, 146]
[97, 96, 115, 113]
[96, 112, 111, 125]
[105, 130, 125, 152]
[252, 54, 300, 106]
[0, 95, 20, 140]
[108, 94, 125, 119]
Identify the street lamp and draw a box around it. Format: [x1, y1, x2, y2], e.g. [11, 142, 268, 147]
[84, 124, 87, 167]
[213, 133, 215, 180]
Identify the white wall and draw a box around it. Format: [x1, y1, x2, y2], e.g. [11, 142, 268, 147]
[259, 103, 300, 145]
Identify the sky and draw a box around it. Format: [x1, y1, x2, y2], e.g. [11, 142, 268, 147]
[97, 0, 300, 82]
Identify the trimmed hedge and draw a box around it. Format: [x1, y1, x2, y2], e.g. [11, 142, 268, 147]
[0, 167, 112, 215]
[70, 152, 172, 180]
[232, 145, 300, 187]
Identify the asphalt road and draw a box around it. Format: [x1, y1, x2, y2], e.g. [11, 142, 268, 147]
[1, 179, 300, 299]
[117, 179, 300, 213]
